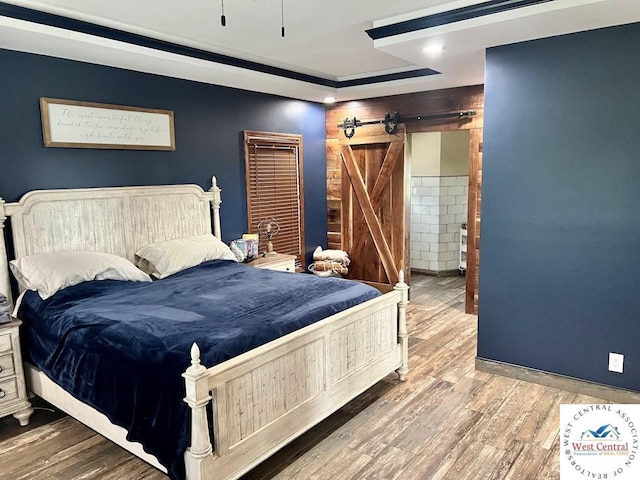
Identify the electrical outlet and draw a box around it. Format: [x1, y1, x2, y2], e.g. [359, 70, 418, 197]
[609, 352, 624, 373]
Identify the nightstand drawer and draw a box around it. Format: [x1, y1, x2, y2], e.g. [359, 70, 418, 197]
[0, 332, 11, 353]
[0, 354, 15, 379]
[251, 253, 297, 272]
[0, 377, 18, 404]
[0, 320, 32, 425]
[264, 261, 295, 272]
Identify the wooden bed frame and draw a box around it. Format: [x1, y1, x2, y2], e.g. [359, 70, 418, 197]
[0, 177, 409, 480]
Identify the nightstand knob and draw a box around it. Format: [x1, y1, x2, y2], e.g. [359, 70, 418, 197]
[0, 389, 5, 398]
[0, 366, 3, 373]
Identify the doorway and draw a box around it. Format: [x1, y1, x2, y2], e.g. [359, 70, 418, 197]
[406, 126, 482, 315]
[408, 130, 470, 277]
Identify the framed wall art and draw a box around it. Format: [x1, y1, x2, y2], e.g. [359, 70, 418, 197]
[40, 97, 175, 150]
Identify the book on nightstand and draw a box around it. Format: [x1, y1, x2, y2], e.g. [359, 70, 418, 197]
[242, 234, 259, 257]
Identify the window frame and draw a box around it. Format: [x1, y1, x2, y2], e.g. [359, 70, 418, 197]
[244, 130, 306, 270]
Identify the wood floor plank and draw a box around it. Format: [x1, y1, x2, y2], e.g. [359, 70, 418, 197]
[440, 341, 478, 384]
[464, 367, 494, 382]
[487, 439, 525, 480]
[399, 408, 484, 480]
[97, 457, 167, 480]
[438, 441, 505, 480]
[391, 377, 485, 454]
[301, 447, 372, 480]
[469, 381, 547, 450]
[349, 378, 453, 457]
[574, 393, 613, 404]
[0, 397, 66, 443]
[53, 440, 132, 480]
[12, 435, 106, 480]
[244, 409, 354, 479]
[352, 445, 414, 480]
[0, 417, 97, 478]
[465, 374, 519, 415]
[339, 380, 396, 415]
[267, 397, 393, 479]
[410, 308, 468, 342]
[409, 342, 474, 383]
[378, 359, 437, 403]
[501, 442, 549, 480]
[515, 389, 577, 449]
[537, 435, 561, 480]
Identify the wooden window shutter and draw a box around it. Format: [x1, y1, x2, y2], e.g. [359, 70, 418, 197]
[244, 131, 306, 270]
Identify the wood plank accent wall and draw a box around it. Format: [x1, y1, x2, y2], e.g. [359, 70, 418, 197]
[326, 85, 484, 314]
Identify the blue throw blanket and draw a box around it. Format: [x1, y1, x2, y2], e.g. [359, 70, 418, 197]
[18, 260, 380, 480]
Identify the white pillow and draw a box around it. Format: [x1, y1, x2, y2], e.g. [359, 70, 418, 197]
[10, 251, 152, 300]
[135, 234, 237, 279]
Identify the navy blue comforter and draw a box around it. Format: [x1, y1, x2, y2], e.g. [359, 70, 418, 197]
[18, 260, 380, 480]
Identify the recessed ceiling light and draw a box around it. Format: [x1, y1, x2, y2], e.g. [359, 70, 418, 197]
[423, 44, 446, 55]
[323, 96, 336, 104]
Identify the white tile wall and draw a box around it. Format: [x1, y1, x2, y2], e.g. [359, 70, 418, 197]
[410, 175, 468, 274]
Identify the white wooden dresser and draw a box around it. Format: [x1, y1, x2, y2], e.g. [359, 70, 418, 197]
[0, 320, 33, 426]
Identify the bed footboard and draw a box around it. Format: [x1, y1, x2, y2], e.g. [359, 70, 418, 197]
[183, 273, 409, 480]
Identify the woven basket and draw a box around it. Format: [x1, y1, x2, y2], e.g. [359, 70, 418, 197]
[308, 263, 340, 277]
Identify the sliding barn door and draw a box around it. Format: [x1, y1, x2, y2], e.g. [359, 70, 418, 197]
[340, 127, 409, 290]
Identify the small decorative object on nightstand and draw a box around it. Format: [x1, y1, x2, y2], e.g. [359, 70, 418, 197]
[257, 217, 280, 256]
[251, 253, 296, 273]
[0, 319, 33, 426]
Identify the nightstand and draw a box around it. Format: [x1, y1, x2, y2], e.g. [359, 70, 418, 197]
[250, 253, 296, 273]
[0, 320, 33, 426]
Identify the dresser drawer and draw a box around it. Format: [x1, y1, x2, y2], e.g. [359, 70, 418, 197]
[0, 354, 15, 379]
[0, 332, 11, 353]
[0, 377, 18, 404]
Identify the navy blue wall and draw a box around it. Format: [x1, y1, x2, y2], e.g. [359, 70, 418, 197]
[479, 22, 640, 390]
[0, 49, 326, 264]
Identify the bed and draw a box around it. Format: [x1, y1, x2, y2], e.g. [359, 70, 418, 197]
[0, 177, 409, 480]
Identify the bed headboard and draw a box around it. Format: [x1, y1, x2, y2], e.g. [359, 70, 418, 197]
[0, 176, 223, 306]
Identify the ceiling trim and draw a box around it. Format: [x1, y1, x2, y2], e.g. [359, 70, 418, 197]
[366, 0, 555, 40]
[339, 68, 439, 87]
[0, 2, 440, 90]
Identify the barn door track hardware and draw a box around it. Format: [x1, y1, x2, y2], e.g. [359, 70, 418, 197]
[338, 110, 476, 138]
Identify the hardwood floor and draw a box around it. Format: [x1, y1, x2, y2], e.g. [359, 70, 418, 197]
[0, 274, 608, 479]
